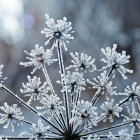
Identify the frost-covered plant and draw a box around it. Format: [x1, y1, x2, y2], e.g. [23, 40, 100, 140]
[0, 14, 140, 140]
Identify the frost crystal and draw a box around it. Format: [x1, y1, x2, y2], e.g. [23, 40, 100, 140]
[20, 119, 50, 140]
[20, 44, 57, 74]
[119, 82, 140, 102]
[20, 76, 50, 104]
[80, 135, 100, 140]
[41, 14, 74, 51]
[58, 71, 85, 94]
[87, 71, 117, 95]
[72, 100, 98, 126]
[0, 64, 3, 79]
[101, 44, 133, 79]
[108, 131, 117, 140]
[118, 129, 132, 140]
[101, 98, 122, 122]
[66, 52, 96, 73]
[122, 102, 140, 130]
[37, 94, 63, 115]
[0, 103, 24, 132]
[0, 64, 6, 87]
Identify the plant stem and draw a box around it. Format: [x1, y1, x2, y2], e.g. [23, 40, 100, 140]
[57, 41, 70, 129]
[15, 118, 61, 136]
[1, 137, 60, 140]
[82, 133, 140, 139]
[2, 85, 63, 135]
[91, 90, 101, 106]
[91, 66, 113, 106]
[80, 122, 131, 136]
[42, 64, 55, 95]
[78, 113, 107, 134]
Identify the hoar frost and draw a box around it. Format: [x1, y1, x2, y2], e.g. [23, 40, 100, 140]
[0, 14, 139, 140]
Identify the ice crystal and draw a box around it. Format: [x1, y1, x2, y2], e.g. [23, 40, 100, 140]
[20, 76, 50, 104]
[58, 71, 85, 94]
[0, 136, 8, 140]
[66, 52, 96, 73]
[37, 94, 63, 115]
[101, 98, 122, 122]
[41, 14, 74, 51]
[0, 64, 6, 87]
[20, 44, 57, 74]
[87, 71, 117, 96]
[20, 119, 50, 140]
[122, 102, 140, 130]
[108, 131, 117, 140]
[118, 129, 132, 140]
[72, 100, 98, 127]
[119, 82, 140, 102]
[101, 44, 133, 79]
[0, 103, 24, 132]
[80, 135, 100, 140]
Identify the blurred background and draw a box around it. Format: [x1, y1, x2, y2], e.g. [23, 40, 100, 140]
[0, 0, 140, 138]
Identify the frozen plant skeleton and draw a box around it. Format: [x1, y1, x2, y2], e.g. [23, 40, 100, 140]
[0, 14, 140, 140]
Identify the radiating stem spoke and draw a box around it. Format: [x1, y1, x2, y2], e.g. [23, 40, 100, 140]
[2, 85, 63, 134]
[57, 41, 70, 129]
[42, 64, 55, 95]
[80, 122, 131, 136]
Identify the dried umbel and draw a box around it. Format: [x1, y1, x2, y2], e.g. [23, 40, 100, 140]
[0, 14, 140, 140]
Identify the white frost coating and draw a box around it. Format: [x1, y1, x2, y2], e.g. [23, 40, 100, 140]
[0, 103, 24, 132]
[57, 71, 85, 94]
[101, 97, 122, 122]
[20, 75, 50, 104]
[41, 14, 74, 51]
[20, 44, 57, 74]
[19, 119, 50, 140]
[101, 44, 133, 79]
[66, 52, 96, 73]
[87, 71, 117, 96]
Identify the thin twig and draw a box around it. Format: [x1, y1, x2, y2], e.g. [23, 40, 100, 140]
[42, 64, 55, 95]
[80, 122, 131, 136]
[2, 85, 63, 135]
[57, 41, 70, 129]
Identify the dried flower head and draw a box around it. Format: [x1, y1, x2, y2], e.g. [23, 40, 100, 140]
[37, 94, 63, 115]
[41, 14, 74, 51]
[20, 76, 50, 104]
[101, 98, 122, 122]
[119, 82, 140, 102]
[101, 44, 133, 79]
[118, 129, 132, 140]
[66, 52, 96, 73]
[87, 71, 117, 95]
[20, 44, 57, 74]
[72, 100, 98, 127]
[0, 103, 24, 132]
[58, 71, 85, 94]
[20, 119, 50, 140]
[122, 102, 140, 130]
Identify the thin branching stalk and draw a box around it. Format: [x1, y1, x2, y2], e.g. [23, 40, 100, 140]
[91, 66, 113, 106]
[42, 64, 55, 95]
[14, 117, 62, 136]
[91, 90, 101, 106]
[80, 122, 131, 136]
[2, 85, 63, 134]
[57, 41, 70, 129]
[82, 133, 140, 139]
[79, 113, 108, 134]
